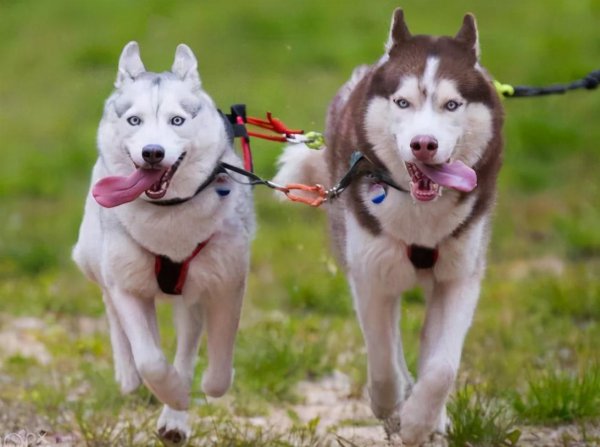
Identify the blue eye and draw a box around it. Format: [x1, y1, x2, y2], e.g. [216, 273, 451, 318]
[170, 116, 185, 126]
[445, 100, 462, 111]
[127, 116, 142, 126]
[394, 98, 410, 109]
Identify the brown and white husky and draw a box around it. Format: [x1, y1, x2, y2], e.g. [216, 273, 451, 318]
[274, 9, 503, 444]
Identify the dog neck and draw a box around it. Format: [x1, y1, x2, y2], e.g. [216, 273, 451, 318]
[148, 158, 226, 207]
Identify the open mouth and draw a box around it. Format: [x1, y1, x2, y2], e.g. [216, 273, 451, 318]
[404, 159, 478, 202]
[406, 162, 440, 202]
[92, 152, 188, 208]
[144, 152, 187, 199]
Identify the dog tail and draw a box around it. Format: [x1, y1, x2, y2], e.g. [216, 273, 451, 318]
[272, 143, 328, 201]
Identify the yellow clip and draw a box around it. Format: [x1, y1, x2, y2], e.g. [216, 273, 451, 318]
[493, 80, 515, 98]
[304, 131, 325, 150]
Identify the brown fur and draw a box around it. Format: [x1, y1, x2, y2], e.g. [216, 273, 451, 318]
[274, 11, 506, 442]
[324, 16, 503, 263]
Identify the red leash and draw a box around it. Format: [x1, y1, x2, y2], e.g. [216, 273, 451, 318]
[229, 108, 305, 172]
[246, 112, 304, 142]
[225, 106, 332, 207]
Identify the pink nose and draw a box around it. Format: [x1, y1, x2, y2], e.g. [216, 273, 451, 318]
[410, 135, 438, 162]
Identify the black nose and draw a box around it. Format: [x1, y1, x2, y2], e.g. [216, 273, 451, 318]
[142, 144, 165, 165]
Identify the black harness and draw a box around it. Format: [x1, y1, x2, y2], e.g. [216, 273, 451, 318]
[407, 244, 439, 270]
[154, 239, 210, 295]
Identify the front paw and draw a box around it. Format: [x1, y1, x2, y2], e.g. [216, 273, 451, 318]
[399, 396, 438, 446]
[157, 407, 190, 447]
[383, 408, 402, 438]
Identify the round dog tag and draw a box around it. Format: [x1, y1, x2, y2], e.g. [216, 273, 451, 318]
[215, 174, 231, 197]
[369, 182, 387, 204]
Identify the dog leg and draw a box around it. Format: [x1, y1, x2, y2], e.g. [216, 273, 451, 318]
[102, 289, 141, 393]
[201, 279, 244, 398]
[110, 288, 189, 410]
[351, 277, 411, 423]
[157, 297, 204, 446]
[400, 274, 481, 445]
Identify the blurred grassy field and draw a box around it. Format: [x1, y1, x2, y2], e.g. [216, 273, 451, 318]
[1, 0, 599, 445]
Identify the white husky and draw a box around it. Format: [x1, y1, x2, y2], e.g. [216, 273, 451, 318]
[274, 9, 503, 445]
[73, 42, 254, 445]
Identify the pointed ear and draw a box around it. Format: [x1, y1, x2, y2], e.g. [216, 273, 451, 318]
[172, 44, 201, 85]
[455, 13, 480, 60]
[385, 8, 412, 52]
[115, 41, 145, 88]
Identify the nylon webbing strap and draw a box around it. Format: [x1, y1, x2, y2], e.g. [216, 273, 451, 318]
[499, 69, 600, 98]
[407, 244, 439, 269]
[224, 104, 249, 138]
[155, 239, 210, 295]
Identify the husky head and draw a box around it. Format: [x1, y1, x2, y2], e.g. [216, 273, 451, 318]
[95, 42, 226, 207]
[365, 9, 499, 202]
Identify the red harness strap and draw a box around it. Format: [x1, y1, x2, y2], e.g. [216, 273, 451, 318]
[236, 116, 254, 172]
[223, 105, 304, 176]
[155, 239, 210, 295]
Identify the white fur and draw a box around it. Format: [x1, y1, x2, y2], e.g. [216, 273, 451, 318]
[73, 41, 254, 446]
[272, 142, 328, 201]
[421, 57, 440, 95]
[381, 57, 483, 166]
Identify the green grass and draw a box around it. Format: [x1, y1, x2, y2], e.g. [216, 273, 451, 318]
[512, 367, 600, 425]
[448, 385, 520, 447]
[1, 0, 599, 445]
[234, 315, 335, 401]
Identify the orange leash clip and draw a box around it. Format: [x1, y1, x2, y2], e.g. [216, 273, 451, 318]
[278, 183, 328, 207]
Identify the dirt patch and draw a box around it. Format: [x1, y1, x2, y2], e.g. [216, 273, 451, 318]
[0, 316, 53, 365]
[249, 372, 599, 447]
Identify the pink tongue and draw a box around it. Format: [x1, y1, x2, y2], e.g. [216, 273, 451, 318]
[416, 160, 477, 192]
[92, 168, 165, 208]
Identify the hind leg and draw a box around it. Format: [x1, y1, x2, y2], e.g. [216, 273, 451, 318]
[400, 275, 481, 445]
[158, 297, 204, 446]
[109, 288, 189, 410]
[102, 289, 141, 393]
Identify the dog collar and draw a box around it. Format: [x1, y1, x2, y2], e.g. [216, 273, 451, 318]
[149, 162, 226, 207]
[328, 152, 409, 200]
[155, 238, 211, 295]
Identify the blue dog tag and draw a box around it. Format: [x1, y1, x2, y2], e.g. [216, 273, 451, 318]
[215, 174, 231, 197]
[369, 182, 387, 204]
